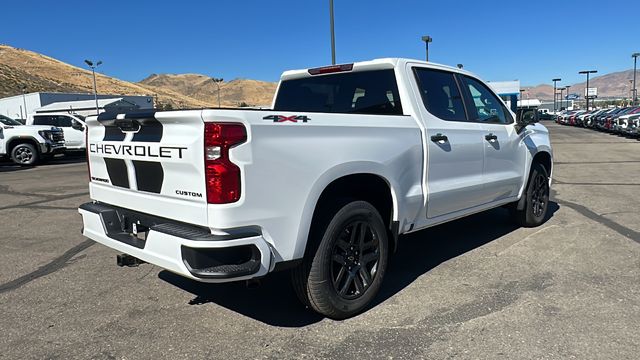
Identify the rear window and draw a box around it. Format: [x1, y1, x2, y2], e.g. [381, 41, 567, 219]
[274, 69, 403, 115]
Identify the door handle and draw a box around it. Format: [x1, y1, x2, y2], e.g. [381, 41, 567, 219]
[430, 133, 448, 143]
[485, 133, 498, 141]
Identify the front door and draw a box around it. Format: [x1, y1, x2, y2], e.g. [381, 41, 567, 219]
[459, 75, 526, 203]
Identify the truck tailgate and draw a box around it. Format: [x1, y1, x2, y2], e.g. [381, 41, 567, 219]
[86, 110, 208, 225]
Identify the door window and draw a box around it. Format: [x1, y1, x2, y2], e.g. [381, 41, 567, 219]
[56, 116, 72, 127]
[33, 115, 57, 126]
[462, 76, 511, 124]
[413, 68, 467, 121]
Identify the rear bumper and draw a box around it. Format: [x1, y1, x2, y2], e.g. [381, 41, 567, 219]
[78, 201, 272, 282]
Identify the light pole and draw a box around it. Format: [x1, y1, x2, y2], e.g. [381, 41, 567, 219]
[565, 85, 571, 110]
[632, 53, 639, 104]
[212, 78, 223, 108]
[421, 35, 432, 62]
[329, 0, 336, 65]
[519, 89, 525, 108]
[552, 78, 561, 113]
[84, 59, 102, 114]
[579, 70, 597, 110]
[21, 86, 28, 121]
[558, 88, 565, 111]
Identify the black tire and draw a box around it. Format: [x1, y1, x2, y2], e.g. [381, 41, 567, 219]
[11, 143, 39, 166]
[512, 162, 550, 227]
[292, 200, 389, 319]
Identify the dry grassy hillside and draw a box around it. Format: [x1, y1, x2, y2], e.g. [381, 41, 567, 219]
[0, 45, 276, 109]
[139, 74, 277, 107]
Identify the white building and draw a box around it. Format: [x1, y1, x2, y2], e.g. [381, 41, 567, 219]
[34, 98, 143, 117]
[0, 92, 154, 120]
[487, 80, 520, 112]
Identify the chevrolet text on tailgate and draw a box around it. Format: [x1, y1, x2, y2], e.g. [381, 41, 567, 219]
[78, 58, 553, 319]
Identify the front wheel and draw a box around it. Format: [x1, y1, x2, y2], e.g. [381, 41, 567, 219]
[11, 143, 39, 166]
[292, 200, 389, 319]
[512, 163, 550, 227]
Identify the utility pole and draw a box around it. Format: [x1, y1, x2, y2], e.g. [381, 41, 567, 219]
[632, 53, 639, 104]
[552, 78, 561, 113]
[84, 59, 102, 114]
[579, 70, 597, 110]
[421, 35, 433, 61]
[329, 0, 336, 65]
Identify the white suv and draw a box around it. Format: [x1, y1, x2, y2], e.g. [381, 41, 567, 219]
[0, 115, 65, 165]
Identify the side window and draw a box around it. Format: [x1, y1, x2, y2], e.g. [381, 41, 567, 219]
[462, 76, 509, 124]
[413, 68, 467, 121]
[56, 116, 72, 127]
[33, 116, 56, 126]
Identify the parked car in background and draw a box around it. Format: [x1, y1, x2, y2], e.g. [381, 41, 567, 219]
[27, 113, 87, 151]
[0, 115, 65, 165]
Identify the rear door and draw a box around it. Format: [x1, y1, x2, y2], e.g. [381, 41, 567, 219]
[86, 110, 209, 225]
[411, 67, 486, 218]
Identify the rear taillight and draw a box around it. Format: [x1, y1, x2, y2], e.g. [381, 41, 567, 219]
[204, 123, 247, 204]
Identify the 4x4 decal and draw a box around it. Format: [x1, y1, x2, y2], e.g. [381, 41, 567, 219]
[263, 115, 310, 123]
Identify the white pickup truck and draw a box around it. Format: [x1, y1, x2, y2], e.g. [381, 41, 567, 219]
[79, 58, 553, 319]
[0, 115, 66, 165]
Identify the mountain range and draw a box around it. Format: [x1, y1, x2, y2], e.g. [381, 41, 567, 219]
[0, 45, 276, 108]
[523, 69, 638, 101]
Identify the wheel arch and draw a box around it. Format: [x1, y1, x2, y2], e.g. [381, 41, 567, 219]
[6, 136, 40, 154]
[294, 167, 400, 260]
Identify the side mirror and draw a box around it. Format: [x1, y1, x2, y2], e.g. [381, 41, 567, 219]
[71, 121, 85, 131]
[516, 108, 539, 132]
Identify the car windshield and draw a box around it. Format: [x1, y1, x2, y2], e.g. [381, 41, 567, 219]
[0, 115, 23, 126]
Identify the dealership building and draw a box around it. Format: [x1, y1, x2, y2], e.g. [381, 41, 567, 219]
[0, 92, 154, 121]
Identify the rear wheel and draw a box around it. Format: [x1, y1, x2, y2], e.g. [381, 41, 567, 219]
[512, 163, 549, 227]
[11, 143, 39, 166]
[292, 200, 389, 319]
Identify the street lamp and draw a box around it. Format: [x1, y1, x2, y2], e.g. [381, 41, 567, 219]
[84, 59, 102, 114]
[552, 78, 561, 113]
[21, 85, 28, 121]
[579, 70, 597, 110]
[632, 53, 639, 104]
[565, 85, 571, 110]
[558, 88, 565, 111]
[421, 35, 433, 62]
[329, 0, 336, 65]
[212, 78, 224, 108]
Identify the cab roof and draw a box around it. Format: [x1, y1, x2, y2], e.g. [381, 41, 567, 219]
[280, 58, 478, 81]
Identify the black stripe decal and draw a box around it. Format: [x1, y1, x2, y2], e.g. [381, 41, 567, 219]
[131, 117, 163, 143]
[132, 160, 164, 193]
[104, 158, 130, 188]
[96, 111, 162, 143]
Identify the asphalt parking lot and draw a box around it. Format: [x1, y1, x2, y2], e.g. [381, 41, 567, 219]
[1, 122, 639, 360]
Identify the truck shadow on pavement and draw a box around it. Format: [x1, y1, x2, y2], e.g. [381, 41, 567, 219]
[0, 153, 86, 172]
[160, 202, 559, 327]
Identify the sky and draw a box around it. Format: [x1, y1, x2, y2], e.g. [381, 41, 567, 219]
[2, 0, 639, 86]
